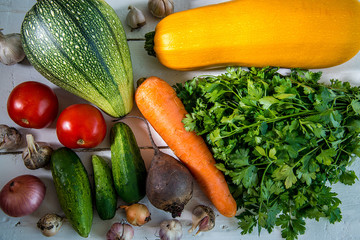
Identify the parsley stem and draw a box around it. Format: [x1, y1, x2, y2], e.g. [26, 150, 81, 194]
[220, 106, 345, 139]
[258, 160, 274, 215]
[220, 110, 319, 139]
[217, 81, 243, 101]
[294, 145, 321, 168]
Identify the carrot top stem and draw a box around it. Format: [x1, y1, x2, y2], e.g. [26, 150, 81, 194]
[119, 115, 160, 155]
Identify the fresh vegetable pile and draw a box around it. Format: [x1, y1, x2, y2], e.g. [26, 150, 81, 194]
[2, 0, 360, 238]
[175, 67, 360, 239]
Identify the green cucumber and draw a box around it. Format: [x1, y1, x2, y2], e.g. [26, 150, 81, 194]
[111, 122, 147, 203]
[21, 0, 133, 117]
[50, 147, 93, 237]
[91, 155, 117, 220]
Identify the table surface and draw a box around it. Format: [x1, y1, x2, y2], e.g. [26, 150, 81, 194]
[1, 0, 360, 239]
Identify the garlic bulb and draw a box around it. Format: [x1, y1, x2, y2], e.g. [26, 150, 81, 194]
[37, 213, 64, 237]
[0, 124, 22, 149]
[0, 29, 26, 65]
[126, 5, 146, 31]
[148, 0, 174, 18]
[22, 134, 53, 170]
[106, 222, 134, 240]
[159, 219, 183, 240]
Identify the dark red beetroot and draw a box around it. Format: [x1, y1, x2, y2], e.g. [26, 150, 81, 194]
[128, 116, 193, 218]
[146, 148, 193, 218]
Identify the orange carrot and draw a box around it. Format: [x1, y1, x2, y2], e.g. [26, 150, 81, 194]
[135, 76, 237, 218]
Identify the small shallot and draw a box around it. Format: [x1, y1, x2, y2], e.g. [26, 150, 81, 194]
[0, 124, 22, 149]
[119, 203, 151, 226]
[159, 219, 182, 240]
[188, 205, 215, 234]
[107, 222, 134, 240]
[37, 213, 64, 237]
[22, 134, 53, 170]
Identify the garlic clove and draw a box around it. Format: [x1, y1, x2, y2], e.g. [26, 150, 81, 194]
[0, 124, 22, 150]
[126, 5, 146, 31]
[188, 205, 215, 235]
[148, 0, 174, 18]
[37, 213, 64, 237]
[0, 29, 26, 65]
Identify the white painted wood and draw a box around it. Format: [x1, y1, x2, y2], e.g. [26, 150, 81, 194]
[0, 0, 360, 239]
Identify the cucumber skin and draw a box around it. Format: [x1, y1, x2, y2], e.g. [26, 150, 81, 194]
[92, 155, 117, 220]
[110, 122, 147, 203]
[50, 147, 93, 238]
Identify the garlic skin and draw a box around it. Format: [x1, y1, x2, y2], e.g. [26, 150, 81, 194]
[37, 213, 64, 237]
[188, 205, 215, 235]
[22, 134, 53, 170]
[148, 0, 174, 18]
[0, 29, 25, 65]
[126, 5, 146, 31]
[0, 124, 22, 150]
[159, 219, 182, 240]
[106, 222, 134, 240]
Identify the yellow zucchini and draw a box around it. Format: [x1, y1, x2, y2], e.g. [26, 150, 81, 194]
[145, 0, 360, 70]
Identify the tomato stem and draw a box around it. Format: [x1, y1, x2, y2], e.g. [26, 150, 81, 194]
[21, 119, 29, 125]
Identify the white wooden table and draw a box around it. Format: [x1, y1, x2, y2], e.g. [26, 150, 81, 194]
[1, 0, 360, 239]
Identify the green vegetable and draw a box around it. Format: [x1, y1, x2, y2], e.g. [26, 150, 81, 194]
[175, 67, 360, 240]
[92, 155, 117, 220]
[111, 122, 147, 203]
[50, 147, 93, 237]
[21, 0, 133, 117]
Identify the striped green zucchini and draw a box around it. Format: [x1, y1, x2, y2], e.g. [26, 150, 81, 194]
[21, 0, 133, 117]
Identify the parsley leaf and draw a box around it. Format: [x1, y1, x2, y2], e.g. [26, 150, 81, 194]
[175, 67, 360, 239]
[272, 164, 297, 189]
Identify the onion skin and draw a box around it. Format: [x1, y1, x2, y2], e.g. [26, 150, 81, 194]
[119, 203, 151, 226]
[0, 174, 46, 217]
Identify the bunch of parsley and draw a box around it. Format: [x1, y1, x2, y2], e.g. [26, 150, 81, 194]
[175, 67, 360, 240]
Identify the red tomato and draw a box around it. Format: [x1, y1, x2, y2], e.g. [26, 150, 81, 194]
[56, 104, 107, 148]
[7, 81, 59, 129]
